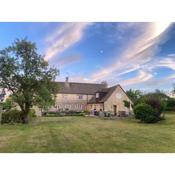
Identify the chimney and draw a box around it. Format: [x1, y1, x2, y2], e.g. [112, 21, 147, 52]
[66, 76, 69, 82]
[101, 81, 108, 88]
[65, 77, 70, 88]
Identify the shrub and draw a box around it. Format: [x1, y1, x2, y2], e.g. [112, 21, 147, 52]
[44, 111, 85, 117]
[134, 103, 159, 123]
[1, 109, 22, 124]
[143, 95, 165, 117]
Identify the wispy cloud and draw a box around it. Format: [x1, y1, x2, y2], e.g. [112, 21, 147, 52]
[44, 22, 92, 61]
[48, 22, 173, 89]
[157, 57, 175, 70]
[119, 55, 175, 89]
[119, 70, 153, 86]
[51, 54, 81, 67]
[89, 22, 172, 85]
[144, 73, 175, 88]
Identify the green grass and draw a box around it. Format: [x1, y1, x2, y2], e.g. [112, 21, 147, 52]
[0, 113, 175, 153]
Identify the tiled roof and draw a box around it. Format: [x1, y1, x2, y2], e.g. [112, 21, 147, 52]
[55, 82, 107, 95]
[88, 85, 119, 103]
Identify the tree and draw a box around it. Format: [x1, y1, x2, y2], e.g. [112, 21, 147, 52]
[0, 39, 59, 123]
[126, 89, 142, 105]
[166, 98, 175, 111]
[35, 83, 57, 115]
[152, 89, 169, 100]
[2, 97, 15, 111]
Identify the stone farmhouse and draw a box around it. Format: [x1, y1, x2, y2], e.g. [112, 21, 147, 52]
[49, 78, 133, 116]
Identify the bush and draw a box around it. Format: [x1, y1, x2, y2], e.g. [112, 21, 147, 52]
[1, 109, 23, 124]
[44, 111, 85, 117]
[134, 103, 159, 123]
[143, 95, 165, 117]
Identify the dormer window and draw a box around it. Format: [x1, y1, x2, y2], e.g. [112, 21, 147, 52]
[96, 93, 99, 98]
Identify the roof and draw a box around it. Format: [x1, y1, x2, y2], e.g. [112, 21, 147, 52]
[55, 81, 107, 95]
[88, 85, 118, 103]
[88, 84, 132, 104]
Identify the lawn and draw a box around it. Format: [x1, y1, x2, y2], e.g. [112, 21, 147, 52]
[0, 113, 175, 153]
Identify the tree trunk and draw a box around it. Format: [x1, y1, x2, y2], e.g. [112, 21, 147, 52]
[22, 110, 30, 124]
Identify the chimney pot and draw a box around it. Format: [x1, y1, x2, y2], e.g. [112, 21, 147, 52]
[65, 77, 69, 82]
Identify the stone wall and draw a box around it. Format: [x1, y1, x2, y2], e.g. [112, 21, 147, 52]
[87, 103, 104, 111]
[51, 94, 94, 111]
[104, 86, 132, 115]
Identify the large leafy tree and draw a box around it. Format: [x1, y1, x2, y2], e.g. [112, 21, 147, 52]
[0, 39, 59, 123]
[126, 89, 143, 105]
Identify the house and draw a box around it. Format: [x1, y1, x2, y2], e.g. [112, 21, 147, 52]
[49, 78, 133, 116]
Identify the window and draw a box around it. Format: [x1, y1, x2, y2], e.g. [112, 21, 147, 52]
[78, 95, 83, 99]
[96, 93, 99, 98]
[62, 94, 68, 100]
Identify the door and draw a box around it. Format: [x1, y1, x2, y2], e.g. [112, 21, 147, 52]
[113, 105, 117, 116]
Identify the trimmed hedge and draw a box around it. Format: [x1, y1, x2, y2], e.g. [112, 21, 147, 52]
[1, 109, 37, 124]
[43, 111, 86, 117]
[1, 109, 23, 124]
[134, 103, 159, 123]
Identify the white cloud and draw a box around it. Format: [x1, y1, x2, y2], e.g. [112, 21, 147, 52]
[51, 54, 81, 67]
[52, 22, 173, 89]
[89, 22, 172, 85]
[120, 56, 175, 89]
[145, 73, 175, 88]
[119, 70, 153, 86]
[158, 58, 175, 70]
[168, 53, 175, 57]
[45, 23, 92, 61]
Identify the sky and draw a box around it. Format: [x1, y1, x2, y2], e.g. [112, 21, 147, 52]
[0, 22, 175, 92]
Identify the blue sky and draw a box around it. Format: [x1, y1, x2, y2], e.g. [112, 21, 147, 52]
[0, 22, 175, 91]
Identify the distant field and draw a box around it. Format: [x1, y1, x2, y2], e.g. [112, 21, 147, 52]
[0, 113, 175, 153]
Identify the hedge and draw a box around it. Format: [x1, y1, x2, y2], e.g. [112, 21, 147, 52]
[1, 109, 37, 124]
[1, 109, 23, 124]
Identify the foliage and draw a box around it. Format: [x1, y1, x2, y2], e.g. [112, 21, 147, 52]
[29, 109, 37, 118]
[153, 89, 169, 100]
[166, 98, 175, 111]
[2, 97, 15, 111]
[126, 89, 142, 105]
[173, 84, 175, 94]
[35, 86, 56, 113]
[1, 109, 23, 124]
[44, 111, 86, 117]
[123, 100, 130, 108]
[133, 103, 159, 123]
[140, 94, 165, 118]
[0, 39, 59, 123]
